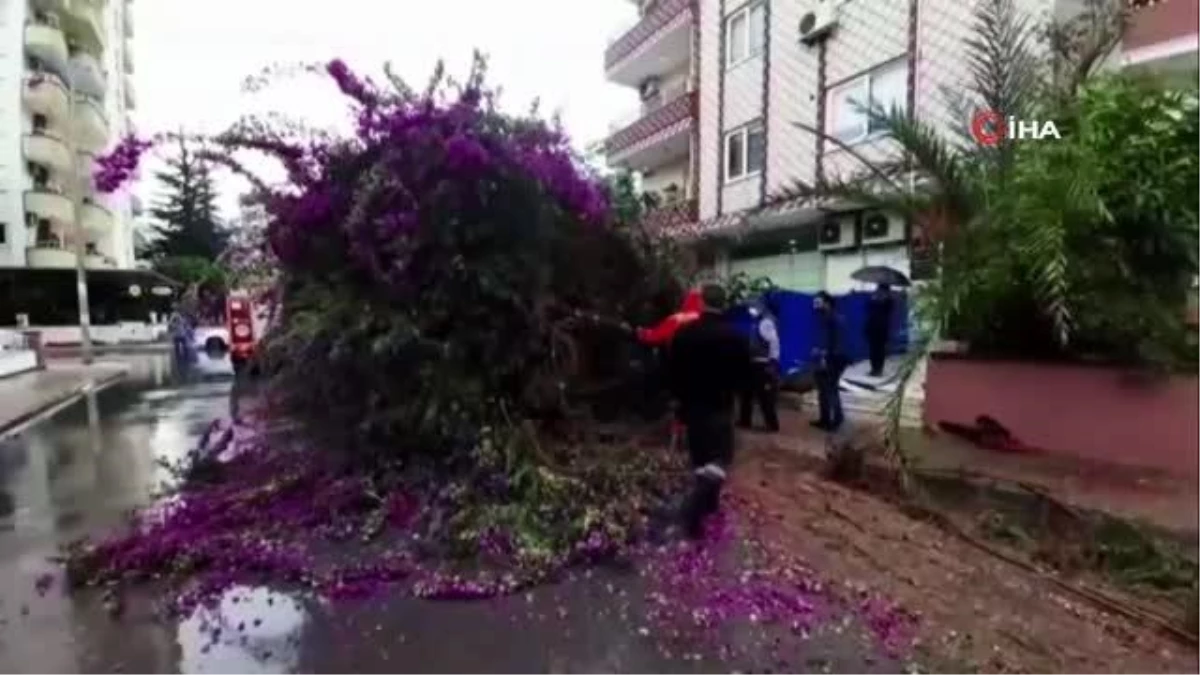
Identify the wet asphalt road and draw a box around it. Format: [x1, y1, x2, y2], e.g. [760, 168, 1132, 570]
[0, 352, 897, 674]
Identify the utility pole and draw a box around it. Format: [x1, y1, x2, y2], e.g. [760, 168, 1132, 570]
[66, 73, 94, 365]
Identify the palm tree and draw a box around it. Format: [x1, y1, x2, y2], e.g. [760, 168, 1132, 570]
[768, 0, 1130, 481]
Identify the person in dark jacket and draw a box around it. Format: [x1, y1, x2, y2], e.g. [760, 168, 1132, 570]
[666, 283, 752, 539]
[811, 291, 846, 431]
[738, 298, 781, 432]
[865, 283, 894, 377]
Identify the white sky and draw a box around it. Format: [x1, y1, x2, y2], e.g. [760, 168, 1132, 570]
[132, 0, 641, 219]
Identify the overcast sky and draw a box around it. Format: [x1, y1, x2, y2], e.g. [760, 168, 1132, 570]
[132, 0, 639, 218]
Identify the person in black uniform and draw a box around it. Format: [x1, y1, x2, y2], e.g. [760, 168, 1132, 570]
[865, 283, 894, 377]
[666, 284, 753, 539]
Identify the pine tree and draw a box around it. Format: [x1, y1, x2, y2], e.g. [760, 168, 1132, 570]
[145, 137, 229, 262]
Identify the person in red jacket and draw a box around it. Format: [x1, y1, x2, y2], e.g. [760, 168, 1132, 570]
[636, 288, 704, 346]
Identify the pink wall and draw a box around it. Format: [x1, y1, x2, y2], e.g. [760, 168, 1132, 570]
[924, 355, 1200, 477]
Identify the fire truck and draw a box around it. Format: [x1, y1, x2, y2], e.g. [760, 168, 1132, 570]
[224, 290, 269, 374]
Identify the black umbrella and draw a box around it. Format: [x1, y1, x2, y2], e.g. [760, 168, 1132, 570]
[851, 265, 911, 287]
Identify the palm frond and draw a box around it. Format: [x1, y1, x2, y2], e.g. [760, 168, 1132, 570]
[863, 104, 978, 224]
[963, 0, 1044, 173]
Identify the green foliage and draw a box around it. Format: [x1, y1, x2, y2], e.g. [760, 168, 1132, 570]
[721, 272, 775, 306]
[144, 137, 230, 262]
[773, 0, 1198, 479]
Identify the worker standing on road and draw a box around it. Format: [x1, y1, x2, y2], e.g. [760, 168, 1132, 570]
[666, 284, 752, 539]
[738, 296, 781, 433]
[811, 291, 847, 432]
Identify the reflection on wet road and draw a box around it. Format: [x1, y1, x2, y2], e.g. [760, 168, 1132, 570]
[0, 352, 893, 674]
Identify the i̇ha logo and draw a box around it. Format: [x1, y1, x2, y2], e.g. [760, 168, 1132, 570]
[970, 109, 1061, 146]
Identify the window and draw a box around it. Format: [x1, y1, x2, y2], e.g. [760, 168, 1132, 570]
[825, 58, 909, 143]
[724, 123, 765, 182]
[0, 223, 7, 245]
[725, 2, 766, 67]
[31, 114, 48, 134]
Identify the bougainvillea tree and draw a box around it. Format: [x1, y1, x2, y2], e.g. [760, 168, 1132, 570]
[68, 55, 690, 598]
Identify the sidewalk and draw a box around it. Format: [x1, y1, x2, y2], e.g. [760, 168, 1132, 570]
[0, 360, 130, 437]
[753, 408, 1199, 538]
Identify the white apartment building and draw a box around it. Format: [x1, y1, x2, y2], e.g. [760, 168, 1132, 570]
[604, 0, 1198, 292]
[0, 0, 137, 272]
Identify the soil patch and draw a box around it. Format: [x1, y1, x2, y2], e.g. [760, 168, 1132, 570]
[729, 445, 1198, 673]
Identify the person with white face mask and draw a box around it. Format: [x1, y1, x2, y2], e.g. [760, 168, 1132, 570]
[738, 298, 781, 432]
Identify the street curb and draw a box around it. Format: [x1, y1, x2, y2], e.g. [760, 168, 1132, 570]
[0, 369, 129, 440]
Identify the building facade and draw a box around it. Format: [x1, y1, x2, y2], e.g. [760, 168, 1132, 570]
[0, 0, 136, 272]
[604, 0, 1197, 292]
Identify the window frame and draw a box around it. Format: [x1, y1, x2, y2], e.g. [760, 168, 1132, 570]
[723, 122, 765, 184]
[825, 58, 909, 145]
[725, 1, 766, 69]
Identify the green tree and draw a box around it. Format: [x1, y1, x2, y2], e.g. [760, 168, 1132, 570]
[145, 137, 229, 262]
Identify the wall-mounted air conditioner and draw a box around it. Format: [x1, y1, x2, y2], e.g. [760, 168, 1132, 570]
[638, 76, 661, 102]
[798, 0, 838, 45]
[818, 211, 857, 251]
[860, 210, 905, 244]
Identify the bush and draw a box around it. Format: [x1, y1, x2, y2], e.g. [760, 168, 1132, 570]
[222, 57, 683, 463]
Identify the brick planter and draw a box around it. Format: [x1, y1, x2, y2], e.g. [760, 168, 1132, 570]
[924, 353, 1199, 477]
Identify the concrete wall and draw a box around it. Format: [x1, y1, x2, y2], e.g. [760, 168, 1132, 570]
[925, 354, 1200, 477]
[641, 156, 691, 197]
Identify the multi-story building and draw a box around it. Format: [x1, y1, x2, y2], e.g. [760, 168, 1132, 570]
[604, 0, 1197, 292]
[0, 0, 137, 272]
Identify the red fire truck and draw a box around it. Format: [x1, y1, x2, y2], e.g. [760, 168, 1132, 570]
[225, 290, 268, 374]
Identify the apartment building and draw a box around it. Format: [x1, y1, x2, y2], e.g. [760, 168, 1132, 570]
[0, 0, 137, 272]
[603, 0, 1197, 292]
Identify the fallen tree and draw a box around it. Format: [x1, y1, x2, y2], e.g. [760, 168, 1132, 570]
[66, 56, 697, 608]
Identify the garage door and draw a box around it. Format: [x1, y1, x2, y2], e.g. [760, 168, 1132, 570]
[728, 251, 823, 292]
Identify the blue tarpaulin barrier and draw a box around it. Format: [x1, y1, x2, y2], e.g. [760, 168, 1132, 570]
[728, 290, 909, 376]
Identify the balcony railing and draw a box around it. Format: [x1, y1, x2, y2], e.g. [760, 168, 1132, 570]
[605, 0, 692, 70]
[642, 198, 698, 234]
[606, 90, 696, 155]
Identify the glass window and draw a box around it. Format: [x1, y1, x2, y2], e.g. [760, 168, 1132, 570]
[726, 12, 747, 66]
[826, 78, 869, 142]
[748, 4, 766, 58]
[747, 125, 765, 174]
[725, 130, 746, 181]
[869, 60, 908, 132]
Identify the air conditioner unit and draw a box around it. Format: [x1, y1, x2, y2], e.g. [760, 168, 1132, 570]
[860, 210, 905, 244]
[638, 77, 661, 102]
[798, 1, 838, 45]
[818, 212, 857, 251]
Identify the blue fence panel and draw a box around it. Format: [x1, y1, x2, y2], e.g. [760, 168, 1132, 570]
[732, 290, 909, 375]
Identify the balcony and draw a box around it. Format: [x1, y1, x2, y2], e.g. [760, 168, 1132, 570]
[24, 134, 73, 176]
[605, 0, 694, 87]
[27, 244, 76, 269]
[1123, 0, 1199, 75]
[68, 51, 106, 99]
[80, 201, 114, 235]
[62, 2, 104, 56]
[642, 199, 698, 234]
[25, 20, 69, 70]
[85, 253, 115, 270]
[125, 78, 137, 109]
[25, 189, 74, 226]
[73, 95, 110, 153]
[605, 90, 696, 171]
[23, 73, 69, 123]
